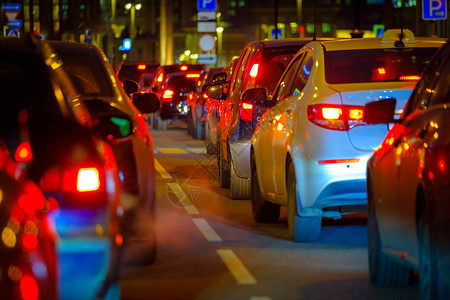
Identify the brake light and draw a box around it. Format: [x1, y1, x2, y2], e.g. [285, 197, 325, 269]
[307, 104, 365, 131]
[241, 103, 254, 122]
[318, 158, 360, 165]
[249, 64, 259, 78]
[39, 167, 102, 193]
[15, 142, 33, 162]
[202, 93, 208, 99]
[162, 89, 174, 101]
[22, 233, 38, 250]
[399, 75, 421, 81]
[20, 275, 39, 300]
[186, 73, 200, 79]
[137, 64, 146, 70]
[157, 72, 164, 82]
[77, 168, 100, 192]
[180, 65, 188, 71]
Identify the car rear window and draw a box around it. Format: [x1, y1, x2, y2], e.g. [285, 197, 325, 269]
[166, 75, 197, 92]
[117, 64, 159, 83]
[325, 47, 439, 84]
[257, 46, 302, 94]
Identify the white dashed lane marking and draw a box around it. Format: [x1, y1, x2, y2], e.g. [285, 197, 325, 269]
[217, 249, 257, 285]
[167, 182, 200, 215]
[192, 218, 222, 242]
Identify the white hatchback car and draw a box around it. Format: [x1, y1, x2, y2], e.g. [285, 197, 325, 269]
[250, 30, 445, 242]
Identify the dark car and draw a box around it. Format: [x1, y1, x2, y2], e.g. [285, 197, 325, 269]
[150, 64, 205, 130]
[0, 139, 57, 300]
[0, 34, 124, 299]
[116, 61, 160, 85]
[207, 38, 317, 199]
[187, 67, 224, 140]
[365, 39, 450, 299]
[49, 41, 161, 266]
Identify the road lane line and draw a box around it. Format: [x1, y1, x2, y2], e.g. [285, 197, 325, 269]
[216, 249, 257, 285]
[187, 147, 206, 154]
[167, 182, 200, 215]
[154, 159, 172, 179]
[192, 218, 222, 242]
[157, 147, 188, 154]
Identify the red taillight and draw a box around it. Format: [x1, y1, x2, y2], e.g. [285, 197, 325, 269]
[318, 158, 360, 165]
[137, 64, 146, 70]
[39, 167, 102, 193]
[202, 93, 208, 99]
[399, 75, 421, 81]
[249, 63, 259, 78]
[307, 104, 365, 131]
[180, 65, 188, 71]
[157, 73, 164, 82]
[162, 89, 174, 101]
[15, 142, 33, 162]
[241, 103, 254, 122]
[77, 168, 100, 192]
[22, 233, 38, 250]
[186, 73, 200, 79]
[20, 275, 39, 300]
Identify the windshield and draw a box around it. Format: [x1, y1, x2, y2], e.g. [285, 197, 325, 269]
[325, 47, 439, 84]
[118, 64, 159, 83]
[58, 53, 115, 97]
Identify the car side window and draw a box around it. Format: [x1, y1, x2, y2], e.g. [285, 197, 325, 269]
[404, 44, 449, 115]
[229, 49, 248, 95]
[290, 52, 313, 96]
[428, 55, 450, 106]
[272, 53, 304, 103]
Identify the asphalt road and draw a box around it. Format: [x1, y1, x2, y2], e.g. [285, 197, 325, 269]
[119, 125, 420, 300]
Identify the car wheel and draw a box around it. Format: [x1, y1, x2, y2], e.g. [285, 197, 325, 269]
[155, 115, 167, 130]
[367, 176, 412, 286]
[187, 112, 194, 136]
[218, 143, 230, 188]
[230, 158, 250, 200]
[205, 123, 216, 155]
[418, 194, 450, 300]
[251, 152, 280, 222]
[287, 161, 321, 242]
[195, 121, 205, 140]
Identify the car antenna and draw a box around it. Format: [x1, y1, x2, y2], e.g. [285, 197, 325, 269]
[394, 11, 405, 47]
[313, 0, 317, 41]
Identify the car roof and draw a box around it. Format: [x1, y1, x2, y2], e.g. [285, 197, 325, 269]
[316, 37, 446, 51]
[249, 38, 335, 49]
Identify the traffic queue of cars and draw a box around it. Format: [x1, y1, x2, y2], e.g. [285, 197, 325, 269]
[201, 30, 448, 299]
[0, 34, 160, 299]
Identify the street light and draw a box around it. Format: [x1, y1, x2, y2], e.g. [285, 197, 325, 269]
[125, 3, 142, 39]
[216, 27, 223, 67]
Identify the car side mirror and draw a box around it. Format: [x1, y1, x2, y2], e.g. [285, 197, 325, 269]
[123, 80, 139, 95]
[132, 92, 160, 114]
[363, 98, 397, 124]
[206, 84, 225, 100]
[211, 72, 228, 84]
[242, 88, 272, 107]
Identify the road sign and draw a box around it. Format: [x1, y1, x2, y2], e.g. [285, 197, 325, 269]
[199, 34, 216, 52]
[197, 21, 216, 33]
[198, 0, 216, 11]
[423, 0, 447, 20]
[2, 3, 21, 11]
[198, 53, 217, 64]
[8, 20, 22, 28]
[5, 28, 18, 38]
[198, 11, 216, 21]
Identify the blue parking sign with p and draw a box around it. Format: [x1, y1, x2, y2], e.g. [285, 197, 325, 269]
[423, 0, 447, 20]
[198, 0, 216, 11]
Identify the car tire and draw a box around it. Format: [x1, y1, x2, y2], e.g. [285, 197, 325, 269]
[230, 158, 251, 200]
[153, 114, 167, 130]
[195, 121, 205, 140]
[218, 143, 230, 188]
[187, 112, 194, 136]
[251, 152, 280, 222]
[205, 124, 216, 155]
[287, 161, 321, 242]
[367, 177, 412, 286]
[418, 193, 450, 300]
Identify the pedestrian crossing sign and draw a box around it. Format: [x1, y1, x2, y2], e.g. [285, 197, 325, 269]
[5, 28, 19, 38]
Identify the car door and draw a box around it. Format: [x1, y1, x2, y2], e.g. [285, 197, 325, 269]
[272, 52, 314, 197]
[395, 45, 450, 258]
[256, 53, 304, 200]
[378, 43, 447, 251]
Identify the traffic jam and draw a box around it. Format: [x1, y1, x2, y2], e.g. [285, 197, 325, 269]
[1, 2, 449, 300]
